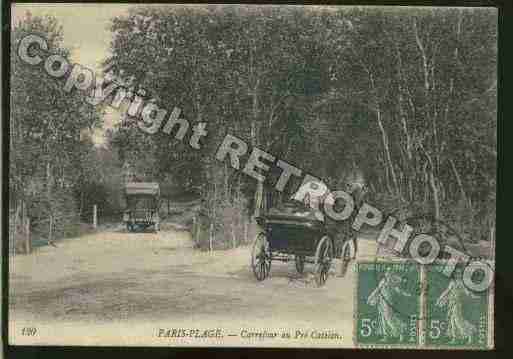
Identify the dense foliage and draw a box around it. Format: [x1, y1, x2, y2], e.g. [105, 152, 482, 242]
[10, 13, 106, 248]
[106, 6, 495, 248]
[10, 7, 496, 251]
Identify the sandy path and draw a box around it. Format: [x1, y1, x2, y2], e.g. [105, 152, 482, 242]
[9, 224, 378, 347]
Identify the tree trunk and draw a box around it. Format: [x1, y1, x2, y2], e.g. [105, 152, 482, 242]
[231, 223, 236, 249]
[254, 181, 264, 218]
[394, 40, 414, 201]
[413, 19, 430, 95]
[209, 222, 214, 253]
[363, 63, 399, 197]
[250, 76, 263, 217]
[46, 162, 53, 222]
[49, 214, 54, 246]
[376, 108, 399, 195]
[422, 162, 429, 204]
[79, 191, 85, 215]
[449, 158, 467, 203]
[428, 170, 440, 220]
[25, 217, 31, 255]
[13, 201, 22, 254]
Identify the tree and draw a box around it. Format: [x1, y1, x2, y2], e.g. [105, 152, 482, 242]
[105, 6, 496, 246]
[10, 13, 102, 245]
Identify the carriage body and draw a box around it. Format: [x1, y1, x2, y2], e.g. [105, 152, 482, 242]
[263, 214, 327, 257]
[123, 182, 160, 232]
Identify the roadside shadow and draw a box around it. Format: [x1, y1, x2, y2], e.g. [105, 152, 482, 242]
[111, 227, 158, 234]
[227, 262, 312, 284]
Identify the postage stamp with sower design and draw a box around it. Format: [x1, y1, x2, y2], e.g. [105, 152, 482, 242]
[355, 261, 493, 349]
[424, 264, 491, 349]
[355, 261, 421, 347]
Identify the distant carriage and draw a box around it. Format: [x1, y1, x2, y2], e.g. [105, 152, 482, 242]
[123, 182, 160, 232]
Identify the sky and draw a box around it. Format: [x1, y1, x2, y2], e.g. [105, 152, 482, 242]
[12, 3, 135, 145]
[12, 3, 131, 72]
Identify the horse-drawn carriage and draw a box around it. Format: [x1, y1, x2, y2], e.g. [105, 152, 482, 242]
[251, 198, 357, 287]
[123, 182, 160, 232]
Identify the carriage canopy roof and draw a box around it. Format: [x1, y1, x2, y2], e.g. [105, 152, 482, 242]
[125, 182, 160, 196]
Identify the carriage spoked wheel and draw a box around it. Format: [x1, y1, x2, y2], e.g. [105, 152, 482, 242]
[251, 232, 272, 281]
[295, 255, 305, 274]
[314, 236, 333, 287]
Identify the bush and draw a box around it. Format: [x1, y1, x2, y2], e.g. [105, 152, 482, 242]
[191, 191, 251, 251]
[442, 198, 494, 244]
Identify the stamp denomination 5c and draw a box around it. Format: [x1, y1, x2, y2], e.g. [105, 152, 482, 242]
[355, 261, 421, 347]
[355, 261, 493, 349]
[425, 265, 491, 349]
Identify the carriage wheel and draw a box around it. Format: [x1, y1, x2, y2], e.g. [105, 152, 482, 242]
[295, 255, 305, 274]
[314, 236, 333, 287]
[251, 232, 271, 281]
[339, 242, 352, 278]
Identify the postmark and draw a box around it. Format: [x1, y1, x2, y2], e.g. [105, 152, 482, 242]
[363, 211, 493, 349]
[354, 261, 421, 347]
[370, 214, 465, 321]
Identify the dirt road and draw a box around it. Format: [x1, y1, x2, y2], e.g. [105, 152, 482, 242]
[9, 223, 378, 347]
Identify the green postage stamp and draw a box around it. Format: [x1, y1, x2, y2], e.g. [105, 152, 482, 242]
[355, 261, 493, 349]
[355, 261, 421, 347]
[424, 264, 491, 349]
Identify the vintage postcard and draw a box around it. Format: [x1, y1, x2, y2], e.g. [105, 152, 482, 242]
[7, 3, 496, 349]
